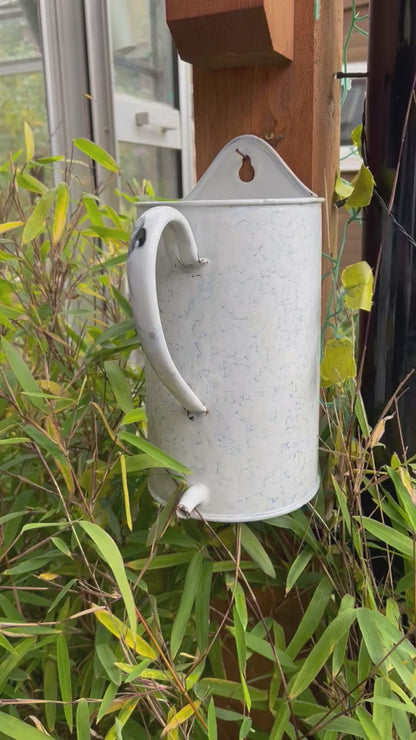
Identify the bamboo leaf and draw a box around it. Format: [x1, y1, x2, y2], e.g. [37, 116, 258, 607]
[78, 521, 137, 639]
[104, 698, 138, 740]
[0, 221, 23, 234]
[121, 409, 147, 425]
[2, 338, 47, 411]
[161, 702, 201, 737]
[52, 182, 69, 243]
[119, 454, 132, 531]
[170, 551, 204, 658]
[288, 608, 357, 698]
[104, 360, 133, 413]
[16, 172, 48, 194]
[73, 137, 119, 172]
[240, 524, 275, 578]
[97, 682, 119, 723]
[76, 698, 90, 740]
[0, 713, 53, 740]
[357, 517, 413, 560]
[24, 121, 35, 161]
[118, 431, 190, 474]
[195, 560, 213, 652]
[22, 189, 55, 244]
[57, 633, 73, 732]
[207, 698, 217, 740]
[94, 609, 157, 660]
[196, 678, 267, 704]
[43, 658, 57, 731]
[285, 548, 313, 594]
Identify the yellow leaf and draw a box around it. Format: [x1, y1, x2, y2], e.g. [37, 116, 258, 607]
[52, 182, 69, 244]
[24, 121, 35, 162]
[38, 573, 59, 581]
[0, 221, 23, 234]
[161, 702, 201, 737]
[38, 380, 64, 395]
[335, 175, 354, 201]
[346, 165, 374, 208]
[119, 454, 132, 531]
[94, 608, 157, 660]
[104, 697, 139, 740]
[321, 337, 356, 387]
[351, 124, 362, 154]
[341, 261, 374, 311]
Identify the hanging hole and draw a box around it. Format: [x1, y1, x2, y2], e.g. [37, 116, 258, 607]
[236, 149, 255, 182]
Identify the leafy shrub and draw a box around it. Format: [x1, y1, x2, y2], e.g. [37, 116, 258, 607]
[0, 129, 415, 740]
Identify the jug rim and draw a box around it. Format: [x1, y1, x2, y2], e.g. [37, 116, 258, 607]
[136, 197, 324, 208]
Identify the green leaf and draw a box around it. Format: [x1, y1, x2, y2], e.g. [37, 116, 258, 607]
[76, 698, 90, 740]
[286, 577, 333, 660]
[207, 698, 217, 740]
[83, 226, 130, 242]
[170, 551, 204, 658]
[355, 706, 383, 740]
[196, 678, 267, 705]
[373, 678, 393, 739]
[118, 431, 190, 474]
[357, 517, 413, 560]
[289, 607, 357, 698]
[321, 337, 356, 387]
[96, 642, 122, 685]
[121, 409, 147, 425]
[331, 475, 352, 534]
[16, 172, 47, 194]
[305, 712, 368, 739]
[104, 360, 133, 413]
[346, 165, 375, 208]
[2, 338, 47, 411]
[285, 548, 313, 593]
[97, 682, 119, 723]
[357, 607, 416, 686]
[269, 700, 290, 740]
[73, 137, 119, 172]
[240, 524, 275, 578]
[0, 713, 54, 740]
[78, 521, 137, 639]
[22, 189, 55, 244]
[43, 658, 57, 731]
[354, 391, 371, 437]
[57, 633, 73, 732]
[195, 560, 213, 652]
[387, 466, 416, 532]
[341, 261, 373, 311]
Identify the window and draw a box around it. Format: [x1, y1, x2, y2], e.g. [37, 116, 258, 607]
[0, 0, 193, 197]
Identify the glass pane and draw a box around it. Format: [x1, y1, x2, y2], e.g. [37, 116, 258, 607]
[0, 0, 41, 61]
[118, 142, 179, 199]
[0, 72, 48, 159]
[0, 1, 48, 161]
[109, 0, 175, 106]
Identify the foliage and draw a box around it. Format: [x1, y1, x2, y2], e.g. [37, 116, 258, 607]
[0, 127, 416, 740]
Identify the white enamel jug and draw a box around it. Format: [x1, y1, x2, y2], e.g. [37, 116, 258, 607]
[127, 135, 323, 522]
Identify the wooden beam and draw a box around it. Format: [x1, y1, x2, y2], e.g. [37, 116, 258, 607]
[166, 0, 294, 68]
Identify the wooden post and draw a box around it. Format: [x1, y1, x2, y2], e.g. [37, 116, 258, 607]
[167, 0, 342, 307]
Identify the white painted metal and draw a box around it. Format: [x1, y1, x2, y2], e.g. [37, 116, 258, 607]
[127, 135, 323, 522]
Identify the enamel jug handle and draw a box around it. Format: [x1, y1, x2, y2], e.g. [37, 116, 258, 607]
[127, 206, 207, 416]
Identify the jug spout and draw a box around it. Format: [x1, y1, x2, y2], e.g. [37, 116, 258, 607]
[177, 483, 210, 519]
